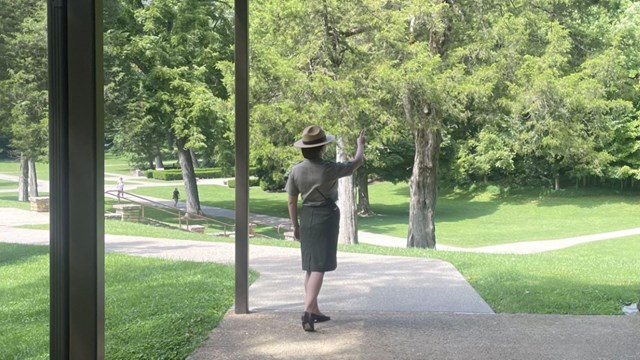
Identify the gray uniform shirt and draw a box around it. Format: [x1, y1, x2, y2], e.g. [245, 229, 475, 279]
[285, 158, 357, 206]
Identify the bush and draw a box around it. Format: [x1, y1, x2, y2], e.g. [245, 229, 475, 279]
[146, 167, 256, 181]
[149, 169, 183, 181]
[227, 177, 260, 188]
[147, 167, 228, 181]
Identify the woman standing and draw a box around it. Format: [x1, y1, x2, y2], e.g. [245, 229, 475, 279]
[116, 177, 125, 203]
[285, 125, 366, 332]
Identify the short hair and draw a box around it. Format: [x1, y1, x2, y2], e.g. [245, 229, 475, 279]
[302, 145, 325, 160]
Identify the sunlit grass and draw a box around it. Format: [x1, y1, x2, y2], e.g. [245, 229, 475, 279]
[0, 161, 49, 181]
[133, 183, 290, 219]
[0, 194, 30, 210]
[0, 243, 257, 360]
[3, 177, 640, 318]
[0, 180, 17, 190]
[337, 236, 640, 314]
[133, 181, 640, 247]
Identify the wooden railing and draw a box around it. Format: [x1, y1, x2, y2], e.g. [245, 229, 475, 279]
[104, 190, 234, 236]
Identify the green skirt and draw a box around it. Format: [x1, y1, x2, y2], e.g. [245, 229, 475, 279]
[299, 205, 340, 272]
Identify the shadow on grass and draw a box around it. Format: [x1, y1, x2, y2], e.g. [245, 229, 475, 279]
[136, 181, 640, 234]
[0, 243, 48, 267]
[0, 193, 19, 202]
[445, 184, 640, 207]
[438, 184, 640, 223]
[200, 198, 290, 219]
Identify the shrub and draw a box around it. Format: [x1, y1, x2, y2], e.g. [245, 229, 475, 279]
[146, 167, 256, 181]
[147, 168, 226, 181]
[150, 170, 183, 181]
[227, 177, 259, 188]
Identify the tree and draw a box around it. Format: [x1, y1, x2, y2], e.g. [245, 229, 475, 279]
[247, 0, 382, 243]
[373, 1, 474, 248]
[502, 1, 639, 190]
[0, 0, 40, 130]
[1, 1, 48, 201]
[104, 0, 233, 214]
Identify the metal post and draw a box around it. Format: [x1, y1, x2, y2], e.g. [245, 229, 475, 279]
[234, 0, 250, 314]
[48, 0, 105, 358]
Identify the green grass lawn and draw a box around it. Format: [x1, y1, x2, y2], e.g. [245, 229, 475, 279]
[110, 220, 640, 315]
[103, 153, 135, 176]
[103, 153, 180, 180]
[0, 179, 17, 190]
[103, 197, 282, 239]
[133, 182, 640, 247]
[0, 153, 158, 179]
[341, 237, 640, 314]
[0, 243, 256, 360]
[0, 193, 30, 210]
[357, 182, 640, 247]
[132, 183, 290, 219]
[14, 218, 640, 315]
[2, 178, 639, 360]
[0, 160, 49, 181]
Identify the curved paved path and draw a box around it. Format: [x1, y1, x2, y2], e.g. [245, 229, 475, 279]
[5, 172, 640, 254]
[0, 208, 493, 315]
[1, 210, 638, 359]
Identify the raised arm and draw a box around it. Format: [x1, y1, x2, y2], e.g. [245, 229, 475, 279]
[351, 129, 366, 169]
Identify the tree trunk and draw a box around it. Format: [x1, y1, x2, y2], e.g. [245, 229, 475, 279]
[356, 168, 374, 216]
[407, 126, 440, 249]
[190, 149, 200, 169]
[18, 154, 29, 202]
[28, 158, 38, 197]
[155, 155, 164, 170]
[176, 139, 202, 215]
[554, 174, 560, 190]
[337, 137, 358, 245]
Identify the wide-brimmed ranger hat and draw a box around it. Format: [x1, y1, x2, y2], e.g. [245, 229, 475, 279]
[293, 125, 335, 148]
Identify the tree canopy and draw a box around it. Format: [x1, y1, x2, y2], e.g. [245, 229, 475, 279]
[0, 0, 638, 246]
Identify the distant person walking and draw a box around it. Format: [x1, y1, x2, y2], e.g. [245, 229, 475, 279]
[286, 125, 365, 332]
[172, 187, 180, 207]
[116, 177, 125, 203]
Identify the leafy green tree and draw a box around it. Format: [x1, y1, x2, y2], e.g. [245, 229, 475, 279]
[584, 2, 640, 189]
[502, 1, 639, 190]
[247, 0, 384, 243]
[1, 0, 47, 201]
[104, 0, 233, 214]
[372, 0, 481, 248]
[0, 0, 40, 130]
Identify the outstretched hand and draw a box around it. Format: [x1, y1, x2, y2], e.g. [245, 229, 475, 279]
[357, 129, 366, 147]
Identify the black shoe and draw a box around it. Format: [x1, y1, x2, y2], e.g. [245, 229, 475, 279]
[311, 313, 331, 323]
[302, 312, 315, 332]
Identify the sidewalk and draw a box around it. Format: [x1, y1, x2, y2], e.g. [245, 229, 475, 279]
[5, 172, 640, 253]
[189, 312, 638, 360]
[1, 208, 638, 359]
[132, 194, 640, 254]
[2, 228, 638, 360]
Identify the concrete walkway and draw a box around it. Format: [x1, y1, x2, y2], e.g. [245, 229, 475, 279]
[1, 208, 639, 359]
[0, 209, 493, 316]
[109, 191, 640, 255]
[5, 172, 640, 254]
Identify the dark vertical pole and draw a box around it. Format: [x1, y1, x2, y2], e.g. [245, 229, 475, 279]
[48, 0, 105, 358]
[234, 0, 250, 314]
[48, 1, 69, 356]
